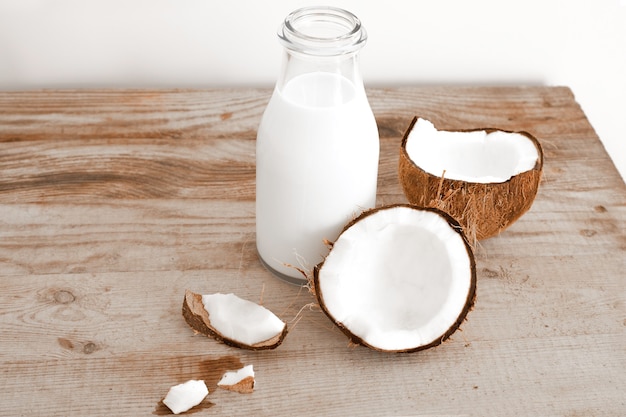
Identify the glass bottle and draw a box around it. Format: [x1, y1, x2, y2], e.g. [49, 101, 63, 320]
[256, 6, 380, 284]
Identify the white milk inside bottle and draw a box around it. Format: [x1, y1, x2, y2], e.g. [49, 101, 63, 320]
[256, 71, 379, 283]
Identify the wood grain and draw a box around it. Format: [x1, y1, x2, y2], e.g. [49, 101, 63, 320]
[0, 87, 624, 416]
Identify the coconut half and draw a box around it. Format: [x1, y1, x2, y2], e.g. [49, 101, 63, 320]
[313, 204, 476, 353]
[182, 290, 287, 350]
[399, 117, 543, 241]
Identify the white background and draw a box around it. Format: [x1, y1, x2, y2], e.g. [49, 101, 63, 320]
[1, 0, 624, 181]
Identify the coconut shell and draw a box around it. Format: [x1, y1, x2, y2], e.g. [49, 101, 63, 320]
[182, 289, 287, 350]
[399, 116, 544, 242]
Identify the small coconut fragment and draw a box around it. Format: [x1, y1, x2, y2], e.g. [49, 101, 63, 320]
[314, 204, 476, 353]
[399, 117, 543, 241]
[162, 380, 208, 415]
[182, 290, 287, 350]
[217, 364, 255, 394]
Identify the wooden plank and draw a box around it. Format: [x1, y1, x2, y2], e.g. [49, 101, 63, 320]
[0, 87, 624, 416]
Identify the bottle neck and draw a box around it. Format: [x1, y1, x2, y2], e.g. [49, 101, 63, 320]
[275, 7, 368, 98]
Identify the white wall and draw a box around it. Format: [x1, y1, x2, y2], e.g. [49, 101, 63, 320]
[1, 0, 624, 181]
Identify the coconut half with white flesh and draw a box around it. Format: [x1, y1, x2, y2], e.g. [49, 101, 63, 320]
[182, 290, 287, 350]
[399, 117, 543, 241]
[313, 204, 476, 353]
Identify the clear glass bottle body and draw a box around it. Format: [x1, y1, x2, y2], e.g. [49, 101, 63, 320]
[256, 6, 380, 284]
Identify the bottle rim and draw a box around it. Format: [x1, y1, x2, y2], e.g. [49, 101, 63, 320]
[278, 6, 367, 56]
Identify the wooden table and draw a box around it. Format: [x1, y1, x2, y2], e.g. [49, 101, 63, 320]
[0, 87, 624, 416]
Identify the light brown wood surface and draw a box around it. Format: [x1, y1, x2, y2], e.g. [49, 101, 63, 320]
[0, 87, 624, 416]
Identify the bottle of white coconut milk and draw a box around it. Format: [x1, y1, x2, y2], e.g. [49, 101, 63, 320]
[256, 6, 380, 284]
[256, 7, 379, 284]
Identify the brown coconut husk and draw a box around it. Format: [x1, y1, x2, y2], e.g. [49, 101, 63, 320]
[399, 116, 544, 244]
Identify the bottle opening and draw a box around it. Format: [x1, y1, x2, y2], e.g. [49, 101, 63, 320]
[279, 6, 367, 56]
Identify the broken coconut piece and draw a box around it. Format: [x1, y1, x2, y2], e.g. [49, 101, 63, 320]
[182, 290, 287, 350]
[217, 364, 255, 394]
[162, 380, 208, 415]
[399, 117, 543, 241]
[313, 204, 476, 353]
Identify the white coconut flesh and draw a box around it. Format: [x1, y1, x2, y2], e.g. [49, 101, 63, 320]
[406, 118, 540, 183]
[316, 205, 475, 352]
[162, 379, 208, 415]
[201, 293, 286, 346]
